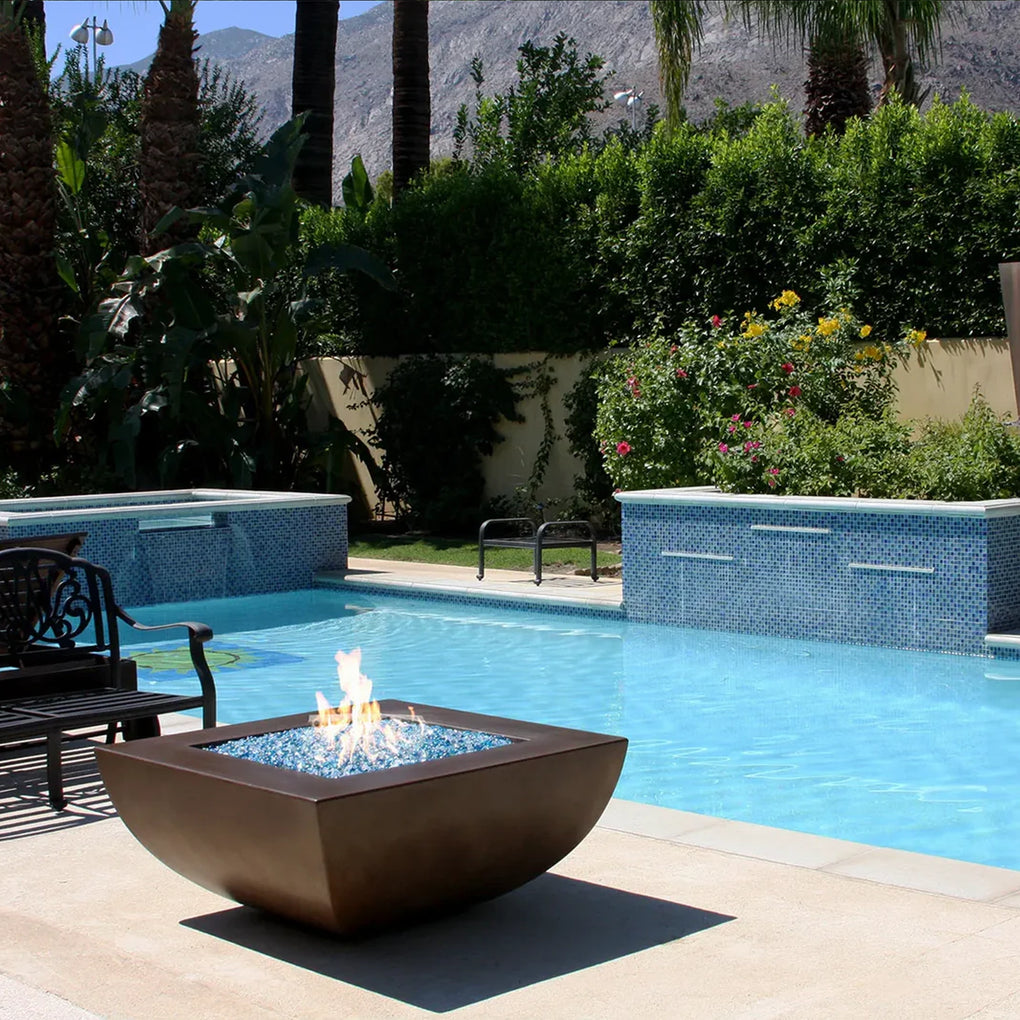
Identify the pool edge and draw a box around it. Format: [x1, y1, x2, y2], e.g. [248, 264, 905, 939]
[598, 798, 1020, 908]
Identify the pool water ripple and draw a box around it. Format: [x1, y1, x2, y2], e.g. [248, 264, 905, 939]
[125, 588, 1020, 870]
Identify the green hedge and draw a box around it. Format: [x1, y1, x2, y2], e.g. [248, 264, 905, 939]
[310, 95, 1020, 355]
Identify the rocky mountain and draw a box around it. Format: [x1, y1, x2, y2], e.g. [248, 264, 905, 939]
[142, 0, 1020, 194]
[123, 26, 274, 75]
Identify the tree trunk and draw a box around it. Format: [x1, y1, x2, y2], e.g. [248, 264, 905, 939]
[877, 0, 921, 105]
[291, 0, 338, 207]
[803, 35, 872, 136]
[392, 0, 430, 199]
[0, 3, 65, 472]
[139, 1, 200, 254]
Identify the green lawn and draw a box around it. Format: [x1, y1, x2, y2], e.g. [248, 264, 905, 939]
[349, 534, 621, 572]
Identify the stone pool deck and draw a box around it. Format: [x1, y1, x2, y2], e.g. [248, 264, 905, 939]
[317, 556, 626, 611]
[2, 713, 1020, 1018]
[2, 561, 1020, 1017]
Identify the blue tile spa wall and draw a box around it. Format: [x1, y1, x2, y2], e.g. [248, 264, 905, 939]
[620, 501, 998, 654]
[0, 503, 348, 606]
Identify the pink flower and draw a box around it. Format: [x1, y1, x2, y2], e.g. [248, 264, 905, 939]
[767, 477, 777, 488]
[626, 375, 640, 398]
[676, 368, 688, 379]
[731, 414, 741, 422]
[781, 362, 795, 374]
[835, 455, 845, 463]
[743, 420, 753, 429]
[728, 424, 737, 433]
[751, 441, 761, 449]
[711, 315, 723, 328]
[769, 467, 780, 475]
[616, 441, 631, 456]
[613, 488, 622, 494]
[718, 443, 729, 453]
[670, 345, 678, 353]
[784, 407, 796, 417]
[788, 384, 802, 397]
[751, 455, 758, 463]
[744, 441, 754, 452]
[747, 383, 758, 390]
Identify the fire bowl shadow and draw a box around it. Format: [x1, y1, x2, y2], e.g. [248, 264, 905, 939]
[95, 702, 627, 936]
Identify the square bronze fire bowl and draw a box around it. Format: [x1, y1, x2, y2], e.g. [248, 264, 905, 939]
[95, 701, 628, 936]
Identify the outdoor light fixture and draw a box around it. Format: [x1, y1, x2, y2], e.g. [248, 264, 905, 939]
[69, 16, 114, 81]
[614, 88, 644, 130]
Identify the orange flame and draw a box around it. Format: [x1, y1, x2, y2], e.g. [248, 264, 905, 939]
[311, 648, 422, 766]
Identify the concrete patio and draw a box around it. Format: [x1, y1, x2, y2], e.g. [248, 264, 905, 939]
[3, 561, 1020, 1018]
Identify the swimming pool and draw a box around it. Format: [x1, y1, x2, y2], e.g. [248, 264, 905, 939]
[125, 588, 1020, 871]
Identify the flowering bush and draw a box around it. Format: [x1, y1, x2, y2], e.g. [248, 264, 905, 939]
[594, 289, 920, 492]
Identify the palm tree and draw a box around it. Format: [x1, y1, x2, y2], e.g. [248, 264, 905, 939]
[392, 0, 430, 199]
[0, 0, 64, 470]
[291, 0, 338, 207]
[650, 0, 950, 132]
[139, 0, 200, 253]
[748, 1, 950, 112]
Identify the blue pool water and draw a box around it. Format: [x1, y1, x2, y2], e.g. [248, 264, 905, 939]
[125, 588, 1020, 871]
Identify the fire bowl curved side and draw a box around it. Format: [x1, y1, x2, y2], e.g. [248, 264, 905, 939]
[95, 702, 627, 936]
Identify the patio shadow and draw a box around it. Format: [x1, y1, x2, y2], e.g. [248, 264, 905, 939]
[0, 741, 116, 839]
[182, 873, 733, 1013]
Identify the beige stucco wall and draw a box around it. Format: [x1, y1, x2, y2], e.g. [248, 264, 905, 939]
[892, 338, 1017, 423]
[305, 340, 1018, 520]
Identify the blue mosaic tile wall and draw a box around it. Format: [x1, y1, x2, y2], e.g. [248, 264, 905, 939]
[0, 503, 348, 606]
[620, 501, 1001, 654]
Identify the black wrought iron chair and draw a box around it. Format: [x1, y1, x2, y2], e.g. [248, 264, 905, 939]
[0, 547, 216, 809]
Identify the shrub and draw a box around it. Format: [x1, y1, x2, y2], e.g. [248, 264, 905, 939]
[369, 355, 523, 531]
[904, 393, 1020, 500]
[594, 288, 916, 492]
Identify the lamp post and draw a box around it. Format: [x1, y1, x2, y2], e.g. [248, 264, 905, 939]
[69, 16, 114, 82]
[613, 88, 643, 131]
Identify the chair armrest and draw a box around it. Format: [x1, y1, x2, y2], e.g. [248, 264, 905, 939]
[479, 518, 537, 542]
[115, 608, 217, 727]
[115, 607, 213, 644]
[536, 520, 597, 540]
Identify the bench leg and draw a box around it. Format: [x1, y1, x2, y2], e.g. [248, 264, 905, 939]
[45, 731, 66, 810]
[123, 717, 161, 741]
[590, 539, 599, 582]
[534, 541, 542, 586]
[477, 541, 485, 581]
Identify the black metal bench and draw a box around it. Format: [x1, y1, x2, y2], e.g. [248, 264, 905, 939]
[477, 518, 599, 586]
[0, 547, 216, 809]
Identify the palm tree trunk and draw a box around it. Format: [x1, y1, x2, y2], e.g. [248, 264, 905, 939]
[139, 0, 200, 254]
[804, 36, 872, 136]
[0, 1, 65, 471]
[877, 0, 920, 105]
[291, 0, 338, 207]
[392, 0, 430, 199]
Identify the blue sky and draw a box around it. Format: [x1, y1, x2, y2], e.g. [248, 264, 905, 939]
[46, 0, 384, 68]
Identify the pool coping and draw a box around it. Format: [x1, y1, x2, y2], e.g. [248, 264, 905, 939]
[600, 798, 1020, 908]
[0, 488, 351, 525]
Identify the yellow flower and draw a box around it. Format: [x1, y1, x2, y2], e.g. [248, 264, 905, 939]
[906, 328, 927, 347]
[717, 340, 727, 349]
[742, 321, 767, 338]
[817, 317, 840, 336]
[770, 289, 801, 311]
[863, 344, 882, 360]
[859, 324, 872, 338]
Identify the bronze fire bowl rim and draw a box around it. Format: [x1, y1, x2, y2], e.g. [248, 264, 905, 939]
[99, 700, 627, 802]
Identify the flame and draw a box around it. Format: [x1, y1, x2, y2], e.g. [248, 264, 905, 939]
[311, 648, 423, 767]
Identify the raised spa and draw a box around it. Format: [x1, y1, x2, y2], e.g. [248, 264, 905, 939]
[0, 488, 349, 605]
[95, 702, 627, 936]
